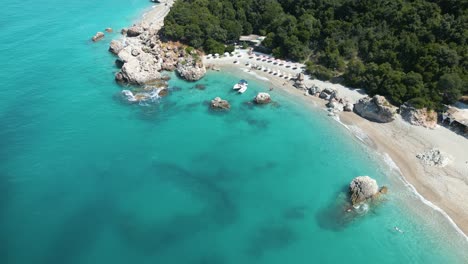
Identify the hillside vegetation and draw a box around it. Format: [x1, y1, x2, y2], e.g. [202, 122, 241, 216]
[162, 0, 467, 108]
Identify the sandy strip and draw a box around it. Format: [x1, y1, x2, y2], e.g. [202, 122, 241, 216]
[139, 0, 175, 30]
[204, 53, 468, 238]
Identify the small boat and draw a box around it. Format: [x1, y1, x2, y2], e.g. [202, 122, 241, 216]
[233, 79, 248, 90]
[238, 85, 248, 93]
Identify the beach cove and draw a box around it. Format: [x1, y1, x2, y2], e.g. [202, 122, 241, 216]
[1, 1, 468, 263]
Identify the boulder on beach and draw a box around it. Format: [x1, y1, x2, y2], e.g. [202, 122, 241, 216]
[327, 99, 344, 112]
[91, 32, 105, 42]
[343, 101, 354, 112]
[354, 95, 397, 123]
[319, 88, 337, 100]
[109, 40, 124, 55]
[400, 103, 437, 129]
[308, 85, 321, 96]
[349, 176, 379, 206]
[254, 93, 271, 104]
[211, 97, 230, 110]
[416, 148, 450, 167]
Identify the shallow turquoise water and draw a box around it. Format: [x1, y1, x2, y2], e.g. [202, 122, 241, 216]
[1, 1, 467, 263]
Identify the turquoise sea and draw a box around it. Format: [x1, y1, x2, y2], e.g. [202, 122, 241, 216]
[1, 1, 467, 263]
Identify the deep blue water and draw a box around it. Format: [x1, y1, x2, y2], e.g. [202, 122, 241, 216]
[1, 1, 467, 263]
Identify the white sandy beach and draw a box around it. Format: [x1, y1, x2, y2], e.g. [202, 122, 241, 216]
[203, 51, 468, 238]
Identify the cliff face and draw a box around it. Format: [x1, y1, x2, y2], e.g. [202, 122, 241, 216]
[111, 22, 205, 85]
[400, 103, 438, 129]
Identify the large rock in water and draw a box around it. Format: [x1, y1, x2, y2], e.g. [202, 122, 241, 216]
[91, 32, 105, 42]
[400, 103, 437, 129]
[211, 97, 230, 110]
[354, 95, 397, 123]
[349, 176, 379, 206]
[254, 93, 271, 104]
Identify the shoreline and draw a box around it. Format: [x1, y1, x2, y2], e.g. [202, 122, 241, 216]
[126, 2, 468, 239]
[203, 55, 468, 239]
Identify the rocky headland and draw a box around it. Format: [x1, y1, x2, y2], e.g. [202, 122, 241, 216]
[112, 23, 206, 85]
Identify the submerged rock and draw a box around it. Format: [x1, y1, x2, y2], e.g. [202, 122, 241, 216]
[254, 93, 271, 104]
[105, 28, 113, 33]
[211, 97, 230, 110]
[91, 32, 105, 42]
[349, 176, 379, 206]
[400, 103, 437, 129]
[354, 95, 397, 123]
[195, 84, 206, 90]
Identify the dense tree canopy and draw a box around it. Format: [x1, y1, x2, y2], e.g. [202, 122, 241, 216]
[162, 0, 467, 108]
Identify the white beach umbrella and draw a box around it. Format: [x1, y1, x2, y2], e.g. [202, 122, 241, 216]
[214, 53, 220, 57]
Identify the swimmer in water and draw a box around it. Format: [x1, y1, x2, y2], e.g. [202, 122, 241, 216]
[394, 226, 404, 233]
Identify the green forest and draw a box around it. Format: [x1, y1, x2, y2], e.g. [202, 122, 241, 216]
[162, 0, 467, 108]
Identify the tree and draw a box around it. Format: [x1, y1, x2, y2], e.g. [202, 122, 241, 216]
[437, 73, 462, 104]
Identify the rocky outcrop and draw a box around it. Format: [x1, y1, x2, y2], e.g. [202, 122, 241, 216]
[91, 32, 105, 42]
[400, 103, 438, 129]
[416, 148, 450, 167]
[254, 93, 271, 104]
[109, 40, 124, 55]
[110, 9, 206, 87]
[126, 25, 144, 37]
[354, 95, 397, 123]
[105, 28, 113, 33]
[176, 59, 206, 81]
[211, 97, 230, 110]
[349, 176, 379, 206]
[115, 45, 162, 84]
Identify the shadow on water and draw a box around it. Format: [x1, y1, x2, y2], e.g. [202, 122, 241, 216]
[315, 185, 385, 231]
[40, 197, 116, 264]
[116, 211, 207, 255]
[282, 205, 309, 221]
[246, 224, 298, 258]
[113, 161, 239, 254]
[0, 174, 12, 263]
[193, 254, 227, 264]
[152, 161, 238, 225]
